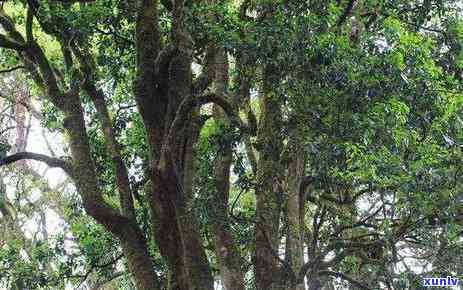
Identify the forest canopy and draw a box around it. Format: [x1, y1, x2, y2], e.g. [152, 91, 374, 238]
[0, 0, 462, 289]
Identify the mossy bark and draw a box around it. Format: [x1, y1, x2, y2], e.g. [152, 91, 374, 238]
[254, 66, 284, 290]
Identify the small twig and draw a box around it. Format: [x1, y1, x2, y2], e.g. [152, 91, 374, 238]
[94, 27, 134, 45]
[229, 187, 246, 216]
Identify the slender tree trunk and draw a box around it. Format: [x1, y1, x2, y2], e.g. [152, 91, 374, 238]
[82, 81, 136, 219]
[285, 134, 305, 290]
[71, 38, 158, 290]
[254, 66, 284, 290]
[211, 49, 246, 290]
[61, 97, 159, 290]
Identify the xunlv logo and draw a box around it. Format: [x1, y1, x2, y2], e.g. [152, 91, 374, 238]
[423, 277, 459, 287]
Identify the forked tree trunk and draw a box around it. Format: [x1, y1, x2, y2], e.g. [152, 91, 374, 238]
[61, 97, 159, 290]
[134, 0, 214, 288]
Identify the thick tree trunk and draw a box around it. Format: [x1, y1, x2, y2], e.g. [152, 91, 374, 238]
[150, 187, 189, 290]
[120, 228, 160, 290]
[160, 49, 214, 290]
[133, 0, 214, 286]
[133, 2, 193, 289]
[153, 155, 214, 290]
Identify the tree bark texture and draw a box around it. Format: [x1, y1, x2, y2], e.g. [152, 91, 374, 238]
[254, 65, 285, 290]
[211, 48, 246, 290]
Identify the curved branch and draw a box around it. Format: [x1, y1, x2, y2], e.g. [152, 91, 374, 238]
[199, 94, 244, 128]
[94, 27, 134, 45]
[0, 65, 26, 74]
[167, 93, 248, 151]
[0, 152, 72, 174]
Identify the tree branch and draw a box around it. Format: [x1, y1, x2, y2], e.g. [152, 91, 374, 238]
[75, 254, 124, 289]
[26, 7, 34, 43]
[134, 0, 163, 152]
[160, 0, 173, 12]
[192, 45, 217, 95]
[0, 34, 26, 51]
[94, 27, 134, 45]
[0, 65, 26, 74]
[0, 8, 27, 44]
[337, 0, 357, 26]
[167, 93, 248, 152]
[0, 152, 72, 174]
